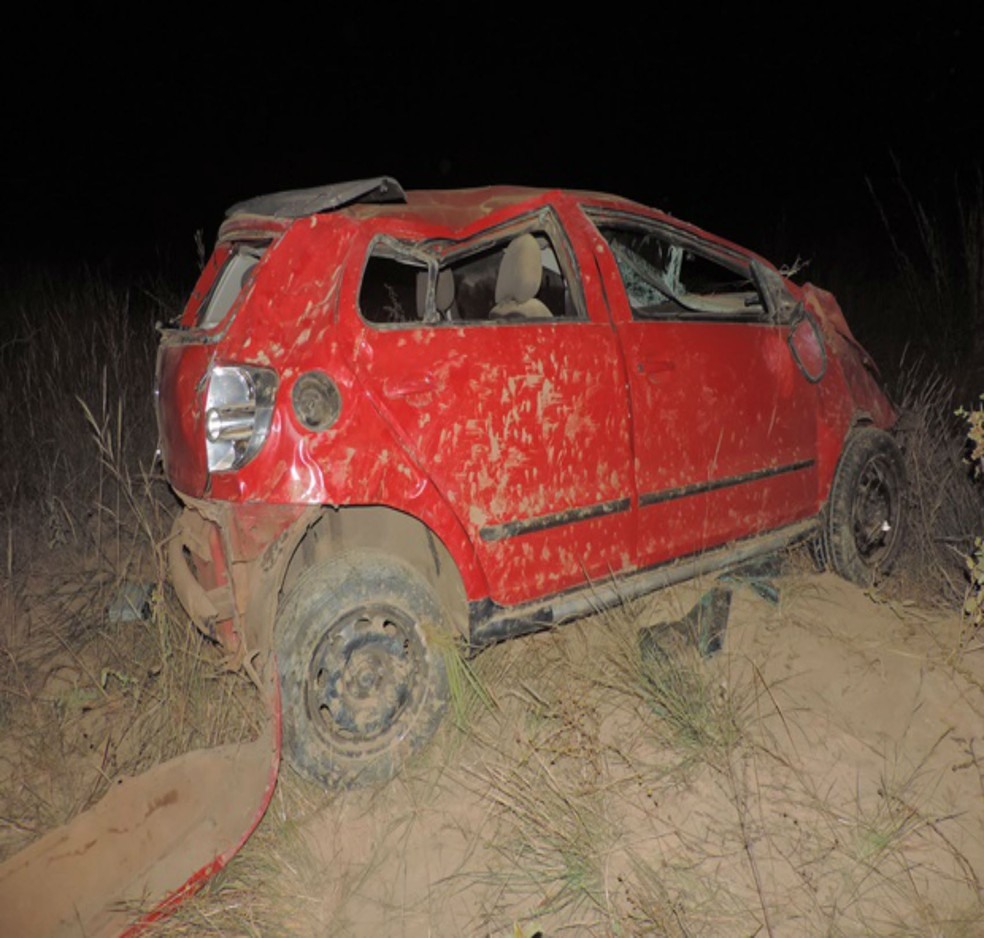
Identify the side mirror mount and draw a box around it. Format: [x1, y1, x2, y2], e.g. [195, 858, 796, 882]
[749, 259, 799, 325]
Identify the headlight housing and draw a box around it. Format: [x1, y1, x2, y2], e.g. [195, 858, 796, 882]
[204, 365, 278, 472]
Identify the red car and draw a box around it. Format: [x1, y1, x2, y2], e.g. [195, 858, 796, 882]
[156, 177, 903, 787]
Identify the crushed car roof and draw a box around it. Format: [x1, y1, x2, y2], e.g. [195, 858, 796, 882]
[221, 177, 650, 236]
[216, 179, 771, 274]
[225, 177, 407, 219]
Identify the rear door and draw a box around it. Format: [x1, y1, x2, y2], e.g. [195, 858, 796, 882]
[349, 212, 635, 606]
[582, 209, 819, 566]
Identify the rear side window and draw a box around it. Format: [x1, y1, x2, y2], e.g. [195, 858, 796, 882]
[196, 245, 266, 328]
[359, 229, 580, 326]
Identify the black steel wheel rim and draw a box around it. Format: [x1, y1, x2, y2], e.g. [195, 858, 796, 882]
[305, 603, 423, 744]
[852, 454, 900, 564]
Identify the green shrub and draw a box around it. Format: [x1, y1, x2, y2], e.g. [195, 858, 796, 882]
[961, 396, 984, 629]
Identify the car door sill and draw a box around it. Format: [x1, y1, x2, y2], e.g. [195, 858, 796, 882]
[468, 518, 819, 649]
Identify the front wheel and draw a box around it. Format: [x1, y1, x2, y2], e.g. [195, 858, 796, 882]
[825, 427, 906, 586]
[276, 551, 450, 789]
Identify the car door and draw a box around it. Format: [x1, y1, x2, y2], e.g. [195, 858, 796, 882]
[349, 214, 635, 606]
[582, 209, 820, 566]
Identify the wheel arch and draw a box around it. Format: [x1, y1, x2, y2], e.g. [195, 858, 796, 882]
[816, 404, 885, 508]
[279, 505, 472, 641]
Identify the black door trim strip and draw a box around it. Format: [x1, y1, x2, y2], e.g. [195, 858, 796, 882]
[640, 459, 815, 508]
[470, 517, 819, 649]
[480, 497, 631, 543]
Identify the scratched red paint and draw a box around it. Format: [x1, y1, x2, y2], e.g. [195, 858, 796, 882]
[157, 178, 896, 650]
[143, 179, 905, 931]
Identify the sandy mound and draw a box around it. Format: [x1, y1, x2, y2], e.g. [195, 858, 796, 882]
[2, 564, 981, 936]
[140, 570, 983, 937]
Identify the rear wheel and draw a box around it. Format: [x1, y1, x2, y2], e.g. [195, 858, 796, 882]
[825, 427, 905, 585]
[276, 551, 450, 788]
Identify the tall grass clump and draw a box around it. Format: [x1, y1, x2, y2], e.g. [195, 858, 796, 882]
[0, 264, 262, 860]
[597, 596, 747, 771]
[890, 361, 984, 604]
[0, 266, 168, 570]
[861, 160, 984, 603]
[867, 159, 984, 374]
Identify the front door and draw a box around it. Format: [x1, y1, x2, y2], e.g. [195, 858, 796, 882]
[585, 211, 819, 567]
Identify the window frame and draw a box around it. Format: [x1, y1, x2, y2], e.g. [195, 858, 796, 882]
[356, 209, 589, 329]
[194, 241, 269, 331]
[584, 208, 785, 325]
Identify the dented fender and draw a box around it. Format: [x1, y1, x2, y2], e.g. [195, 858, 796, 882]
[801, 284, 897, 502]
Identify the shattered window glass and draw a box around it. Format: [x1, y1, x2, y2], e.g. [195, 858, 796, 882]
[597, 224, 764, 320]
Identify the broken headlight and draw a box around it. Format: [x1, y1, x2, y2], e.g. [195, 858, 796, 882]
[204, 365, 278, 472]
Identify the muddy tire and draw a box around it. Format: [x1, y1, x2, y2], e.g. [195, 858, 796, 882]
[825, 427, 905, 586]
[276, 551, 450, 789]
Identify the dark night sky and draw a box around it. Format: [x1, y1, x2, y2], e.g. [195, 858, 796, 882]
[2, 9, 980, 280]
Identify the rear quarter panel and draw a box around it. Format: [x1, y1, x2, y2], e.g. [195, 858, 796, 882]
[202, 215, 490, 600]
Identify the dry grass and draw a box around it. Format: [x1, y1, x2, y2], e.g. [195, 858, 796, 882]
[890, 358, 984, 610]
[867, 159, 984, 372]
[137, 581, 984, 937]
[2, 259, 983, 936]
[0, 269, 262, 862]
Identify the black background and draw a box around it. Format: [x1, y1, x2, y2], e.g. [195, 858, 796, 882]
[2, 9, 980, 283]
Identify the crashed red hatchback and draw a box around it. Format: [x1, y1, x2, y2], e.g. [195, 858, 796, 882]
[156, 177, 903, 788]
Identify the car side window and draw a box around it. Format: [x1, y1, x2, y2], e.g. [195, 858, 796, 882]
[596, 224, 766, 322]
[359, 229, 580, 326]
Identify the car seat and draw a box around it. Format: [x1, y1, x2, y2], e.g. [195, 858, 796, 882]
[490, 234, 552, 319]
